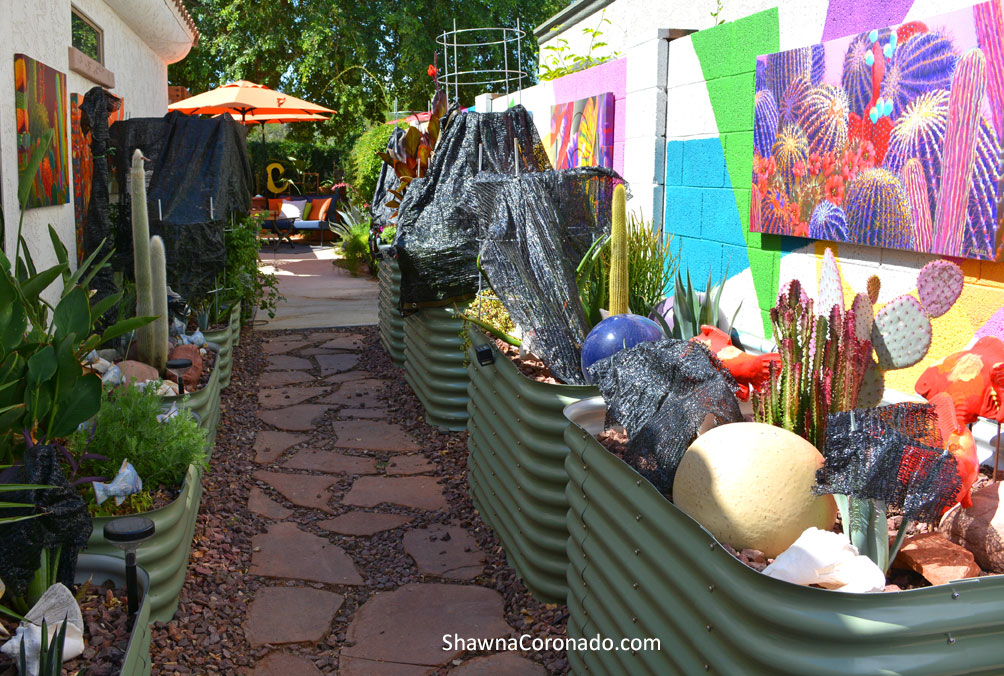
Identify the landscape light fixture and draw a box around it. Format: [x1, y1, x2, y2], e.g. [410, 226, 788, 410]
[166, 357, 193, 395]
[103, 516, 155, 615]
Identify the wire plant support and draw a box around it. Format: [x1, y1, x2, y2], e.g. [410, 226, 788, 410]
[436, 21, 527, 106]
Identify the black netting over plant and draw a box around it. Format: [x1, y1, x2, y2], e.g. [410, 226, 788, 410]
[393, 105, 552, 309]
[370, 127, 405, 233]
[0, 445, 92, 597]
[816, 404, 962, 523]
[588, 340, 743, 494]
[108, 111, 252, 299]
[462, 167, 622, 384]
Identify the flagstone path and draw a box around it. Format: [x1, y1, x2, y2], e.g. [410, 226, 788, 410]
[245, 331, 546, 674]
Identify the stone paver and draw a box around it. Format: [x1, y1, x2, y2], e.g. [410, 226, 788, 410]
[316, 353, 360, 374]
[451, 654, 547, 675]
[258, 404, 331, 431]
[284, 449, 378, 475]
[245, 587, 344, 646]
[260, 370, 315, 388]
[251, 522, 364, 585]
[323, 370, 369, 385]
[340, 409, 389, 420]
[299, 347, 340, 356]
[259, 387, 328, 409]
[318, 512, 414, 536]
[340, 656, 434, 676]
[253, 652, 324, 676]
[319, 335, 366, 350]
[248, 487, 293, 520]
[262, 339, 312, 355]
[343, 476, 447, 512]
[254, 471, 338, 512]
[253, 431, 309, 464]
[387, 455, 435, 476]
[332, 420, 420, 452]
[402, 524, 484, 580]
[266, 355, 314, 371]
[305, 331, 350, 342]
[318, 379, 388, 408]
[340, 584, 509, 668]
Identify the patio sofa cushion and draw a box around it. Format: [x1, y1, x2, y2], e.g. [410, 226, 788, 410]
[311, 197, 333, 221]
[279, 199, 307, 219]
[302, 202, 313, 219]
[292, 220, 326, 230]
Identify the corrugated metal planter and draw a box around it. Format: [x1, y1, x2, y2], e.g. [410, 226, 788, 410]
[466, 328, 596, 603]
[230, 301, 242, 345]
[75, 554, 152, 676]
[404, 307, 468, 430]
[84, 464, 203, 623]
[377, 252, 405, 366]
[563, 398, 1004, 676]
[162, 350, 222, 448]
[203, 323, 233, 390]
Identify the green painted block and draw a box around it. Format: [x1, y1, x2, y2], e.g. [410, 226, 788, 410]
[706, 75, 755, 133]
[691, 22, 735, 81]
[746, 228, 762, 248]
[747, 247, 777, 318]
[723, 131, 754, 198]
[733, 187, 751, 234]
[761, 308, 774, 337]
[728, 8, 781, 68]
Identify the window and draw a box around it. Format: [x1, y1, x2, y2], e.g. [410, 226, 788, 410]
[71, 9, 103, 64]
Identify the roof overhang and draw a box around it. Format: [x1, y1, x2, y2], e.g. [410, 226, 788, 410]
[104, 0, 199, 64]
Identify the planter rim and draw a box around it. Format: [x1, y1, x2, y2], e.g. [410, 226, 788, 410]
[468, 327, 596, 395]
[564, 399, 1004, 598]
[90, 463, 200, 526]
[74, 552, 150, 671]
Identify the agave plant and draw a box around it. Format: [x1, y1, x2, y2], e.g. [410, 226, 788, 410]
[18, 616, 69, 676]
[670, 266, 739, 341]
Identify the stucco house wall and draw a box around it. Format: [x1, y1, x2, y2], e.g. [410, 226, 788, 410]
[0, 0, 195, 282]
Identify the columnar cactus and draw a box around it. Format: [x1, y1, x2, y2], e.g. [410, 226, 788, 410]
[798, 85, 850, 155]
[975, 0, 1004, 139]
[766, 46, 813, 111]
[843, 168, 914, 249]
[902, 158, 933, 251]
[880, 32, 958, 119]
[933, 48, 987, 256]
[149, 236, 169, 373]
[608, 184, 629, 315]
[130, 149, 155, 366]
[753, 90, 779, 158]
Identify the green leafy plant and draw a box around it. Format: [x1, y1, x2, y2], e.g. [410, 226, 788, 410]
[710, 0, 726, 25]
[379, 224, 396, 245]
[670, 265, 738, 341]
[347, 123, 406, 203]
[8, 547, 61, 615]
[208, 213, 284, 322]
[539, 14, 622, 82]
[72, 383, 208, 492]
[453, 290, 520, 348]
[331, 205, 375, 276]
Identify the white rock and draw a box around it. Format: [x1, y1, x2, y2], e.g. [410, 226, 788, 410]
[1, 584, 85, 673]
[763, 527, 886, 593]
[25, 584, 82, 631]
[89, 358, 112, 375]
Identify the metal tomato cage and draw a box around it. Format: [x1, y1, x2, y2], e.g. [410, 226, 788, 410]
[436, 22, 527, 105]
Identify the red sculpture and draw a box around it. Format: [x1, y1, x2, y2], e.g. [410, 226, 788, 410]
[915, 336, 1004, 427]
[691, 325, 781, 401]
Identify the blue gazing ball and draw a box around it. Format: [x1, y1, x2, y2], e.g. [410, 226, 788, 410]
[581, 314, 663, 381]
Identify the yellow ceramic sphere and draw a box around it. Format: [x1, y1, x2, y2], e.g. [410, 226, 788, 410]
[673, 422, 837, 558]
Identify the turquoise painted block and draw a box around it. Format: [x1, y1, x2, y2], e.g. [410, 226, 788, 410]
[678, 237, 723, 290]
[681, 138, 727, 188]
[701, 188, 746, 246]
[665, 187, 703, 238]
[666, 141, 684, 186]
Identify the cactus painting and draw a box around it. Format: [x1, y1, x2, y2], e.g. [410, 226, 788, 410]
[751, 5, 1002, 261]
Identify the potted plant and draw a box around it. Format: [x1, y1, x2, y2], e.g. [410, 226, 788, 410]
[72, 382, 209, 623]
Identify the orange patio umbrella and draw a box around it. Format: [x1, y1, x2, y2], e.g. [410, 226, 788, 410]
[221, 111, 333, 193]
[168, 80, 334, 120]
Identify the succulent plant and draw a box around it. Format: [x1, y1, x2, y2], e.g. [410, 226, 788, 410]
[866, 274, 881, 303]
[850, 292, 873, 342]
[753, 90, 779, 158]
[150, 236, 169, 373]
[871, 295, 932, 370]
[901, 158, 933, 251]
[608, 184, 629, 316]
[130, 150, 154, 366]
[797, 84, 850, 155]
[881, 31, 958, 119]
[816, 247, 844, 318]
[917, 259, 964, 318]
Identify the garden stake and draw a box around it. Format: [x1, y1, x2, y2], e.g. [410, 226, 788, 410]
[996, 421, 1001, 482]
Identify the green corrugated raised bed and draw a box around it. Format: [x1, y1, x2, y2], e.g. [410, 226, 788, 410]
[84, 464, 203, 624]
[204, 319, 233, 390]
[466, 328, 596, 603]
[162, 349, 222, 448]
[378, 252, 405, 366]
[403, 307, 468, 430]
[75, 554, 152, 675]
[230, 300, 242, 345]
[563, 398, 1004, 676]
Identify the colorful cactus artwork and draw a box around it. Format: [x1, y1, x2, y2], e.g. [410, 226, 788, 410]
[752, 6, 1002, 261]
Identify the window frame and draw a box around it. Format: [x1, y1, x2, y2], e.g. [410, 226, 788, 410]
[71, 7, 104, 65]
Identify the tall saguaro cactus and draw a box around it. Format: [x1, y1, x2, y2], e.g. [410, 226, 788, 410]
[149, 236, 169, 373]
[608, 184, 629, 315]
[130, 149, 155, 365]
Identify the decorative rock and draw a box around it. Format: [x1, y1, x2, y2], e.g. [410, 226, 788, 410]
[318, 512, 414, 536]
[318, 380, 387, 408]
[283, 449, 378, 475]
[260, 371, 315, 388]
[253, 431, 309, 464]
[315, 353, 360, 374]
[248, 487, 293, 520]
[25, 583, 83, 631]
[167, 344, 203, 389]
[402, 524, 484, 580]
[96, 348, 121, 362]
[340, 584, 509, 668]
[893, 531, 982, 585]
[253, 471, 338, 512]
[941, 482, 1004, 572]
[343, 476, 447, 512]
[117, 359, 159, 385]
[387, 455, 435, 475]
[258, 405, 331, 431]
[253, 652, 325, 676]
[250, 522, 364, 585]
[258, 387, 328, 409]
[266, 355, 313, 371]
[673, 422, 837, 558]
[332, 420, 420, 452]
[451, 654, 547, 675]
[245, 587, 344, 646]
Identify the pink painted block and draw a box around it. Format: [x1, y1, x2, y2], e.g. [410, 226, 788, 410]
[614, 98, 627, 145]
[551, 57, 627, 104]
[614, 141, 625, 176]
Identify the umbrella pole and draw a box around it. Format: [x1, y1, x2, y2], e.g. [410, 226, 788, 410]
[261, 122, 267, 197]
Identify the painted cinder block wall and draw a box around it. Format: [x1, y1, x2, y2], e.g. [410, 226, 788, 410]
[663, 0, 1004, 394]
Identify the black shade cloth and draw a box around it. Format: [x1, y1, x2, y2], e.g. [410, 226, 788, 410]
[816, 404, 962, 523]
[588, 340, 743, 494]
[80, 87, 120, 302]
[0, 445, 92, 597]
[462, 167, 622, 384]
[107, 111, 253, 299]
[393, 105, 552, 309]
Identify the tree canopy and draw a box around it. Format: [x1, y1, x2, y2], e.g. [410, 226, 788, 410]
[170, 0, 567, 167]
